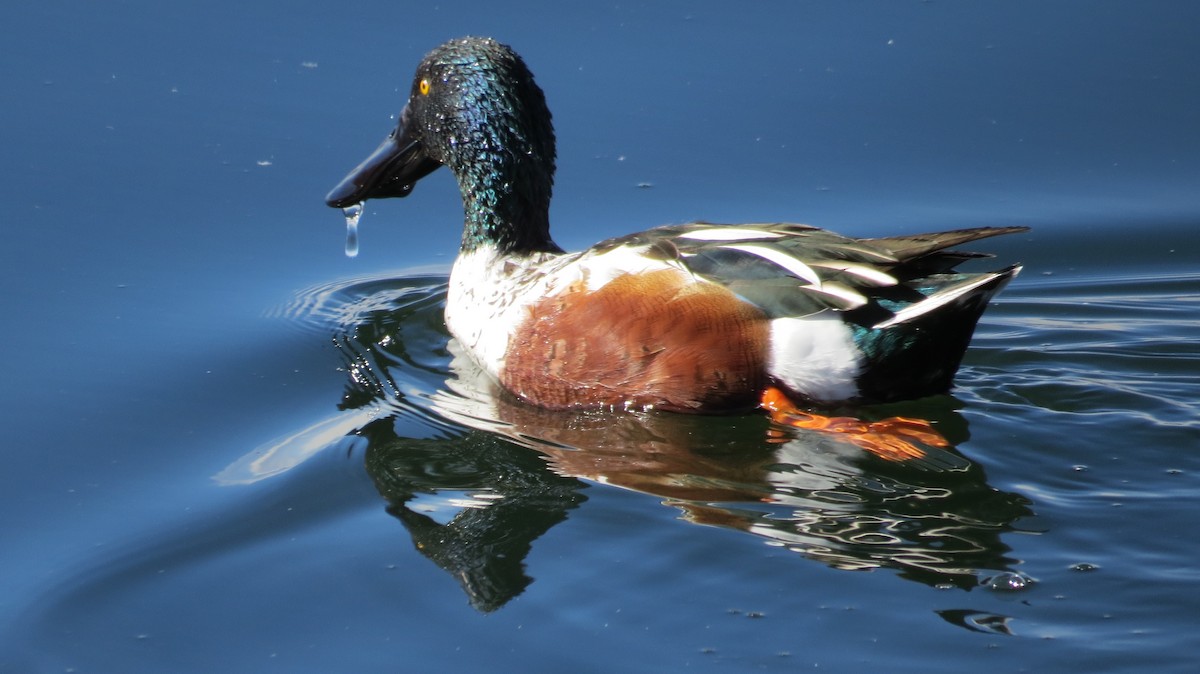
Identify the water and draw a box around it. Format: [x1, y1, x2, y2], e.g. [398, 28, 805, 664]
[4, 1, 1200, 672]
[343, 203, 363, 257]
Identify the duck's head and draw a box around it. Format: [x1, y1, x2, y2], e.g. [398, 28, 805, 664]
[326, 37, 558, 253]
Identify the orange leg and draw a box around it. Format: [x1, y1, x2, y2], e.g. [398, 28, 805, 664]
[760, 387, 949, 462]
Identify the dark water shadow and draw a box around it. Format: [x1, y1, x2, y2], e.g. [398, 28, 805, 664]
[308, 274, 1036, 612]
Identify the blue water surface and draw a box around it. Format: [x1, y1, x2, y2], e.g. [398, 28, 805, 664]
[3, 1, 1200, 672]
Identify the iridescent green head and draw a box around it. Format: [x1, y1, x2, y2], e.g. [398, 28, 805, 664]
[326, 37, 559, 253]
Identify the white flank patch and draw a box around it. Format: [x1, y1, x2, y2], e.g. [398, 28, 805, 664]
[677, 227, 784, 241]
[768, 315, 861, 402]
[720, 243, 822, 286]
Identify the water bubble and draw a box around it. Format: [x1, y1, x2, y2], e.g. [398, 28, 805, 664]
[982, 570, 1036, 592]
[342, 203, 363, 258]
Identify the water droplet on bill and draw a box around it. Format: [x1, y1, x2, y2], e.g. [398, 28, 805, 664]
[342, 203, 363, 258]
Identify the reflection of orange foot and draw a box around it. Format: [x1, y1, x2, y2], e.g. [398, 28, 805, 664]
[760, 387, 949, 463]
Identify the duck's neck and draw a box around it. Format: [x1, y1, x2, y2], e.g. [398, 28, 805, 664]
[455, 152, 560, 256]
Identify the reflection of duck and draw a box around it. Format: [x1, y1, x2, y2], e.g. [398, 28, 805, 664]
[324, 280, 1033, 611]
[433, 340, 1032, 591]
[360, 419, 586, 613]
[325, 36, 1026, 418]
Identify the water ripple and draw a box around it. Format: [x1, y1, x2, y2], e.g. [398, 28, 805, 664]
[235, 266, 1200, 614]
[248, 271, 1049, 609]
[968, 271, 1200, 431]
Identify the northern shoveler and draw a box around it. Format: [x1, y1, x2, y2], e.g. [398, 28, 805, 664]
[326, 37, 1025, 415]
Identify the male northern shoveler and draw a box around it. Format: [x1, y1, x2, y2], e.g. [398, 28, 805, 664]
[326, 37, 1025, 415]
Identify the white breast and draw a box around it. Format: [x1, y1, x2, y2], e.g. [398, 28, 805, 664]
[445, 247, 551, 379]
[445, 243, 683, 379]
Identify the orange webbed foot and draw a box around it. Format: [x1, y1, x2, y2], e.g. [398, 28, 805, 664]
[760, 387, 949, 463]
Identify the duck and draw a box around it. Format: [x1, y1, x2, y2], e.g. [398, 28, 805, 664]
[326, 36, 1025, 415]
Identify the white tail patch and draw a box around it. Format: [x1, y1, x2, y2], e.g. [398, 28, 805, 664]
[872, 274, 999, 329]
[720, 243, 822, 286]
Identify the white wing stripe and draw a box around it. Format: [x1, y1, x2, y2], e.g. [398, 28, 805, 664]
[719, 243, 822, 286]
[678, 227, 784, 241]
[810, 261, 897, 286]
[804, 281, 868, 309]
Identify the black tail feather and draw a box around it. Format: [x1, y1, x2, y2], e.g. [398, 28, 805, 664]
[851, 265, 1020, 402]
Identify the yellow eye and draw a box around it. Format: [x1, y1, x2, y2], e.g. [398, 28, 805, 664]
[419, 78, 431, 96]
